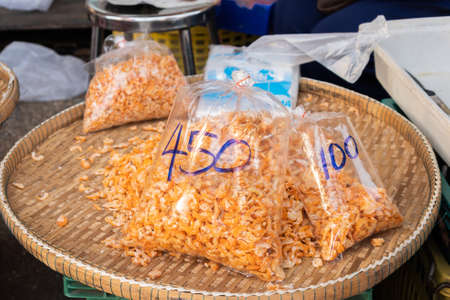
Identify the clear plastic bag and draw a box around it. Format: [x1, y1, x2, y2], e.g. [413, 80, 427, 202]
[123, 76, 291, 281]
[83, 40, 186, 133]
[281, 181, 317, 268]
[203, 16, 388, 119]
[288, 110, 403, 261]
[246, 15, 389, 83]
[102, 34, 127, 53]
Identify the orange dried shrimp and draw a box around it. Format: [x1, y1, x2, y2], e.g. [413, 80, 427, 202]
[288, 119, 403, 261]
[83, 53, 186, 133]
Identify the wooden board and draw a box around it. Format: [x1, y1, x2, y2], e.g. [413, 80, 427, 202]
[374, 16, 450, 165]
[0, 77, 441, 300]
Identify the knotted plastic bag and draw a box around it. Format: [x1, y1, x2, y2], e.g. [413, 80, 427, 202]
[246, 15, 389, 84]
[83, 40, 186, 133]
[124, 74, 291, 281]
[204, 16, 389, 115]
[288, 110, 403, 261]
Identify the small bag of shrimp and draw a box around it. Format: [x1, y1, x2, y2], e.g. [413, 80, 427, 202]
[123, 71, 291, 281]
[287, 108, 403, 261]
[83, 39, 186, 133]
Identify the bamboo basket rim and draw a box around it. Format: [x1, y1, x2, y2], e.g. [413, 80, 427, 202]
[0, 62, 19, 124]
[0, 77, 441, 298]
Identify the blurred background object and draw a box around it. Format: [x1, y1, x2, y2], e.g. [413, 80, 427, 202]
[0, 42, 88, 101]
[86, 0, 220, 74]
[0, 0, 54, 12]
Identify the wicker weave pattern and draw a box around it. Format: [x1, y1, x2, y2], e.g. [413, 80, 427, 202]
[0, 77, 441, 300]
[0, 62, 19, 124]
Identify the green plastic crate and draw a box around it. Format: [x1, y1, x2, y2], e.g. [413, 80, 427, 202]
[63, 277, 125, 299]
[346, 289, 372, 300]
[440, 172, 450, 231]
[63, 276, 372, 300]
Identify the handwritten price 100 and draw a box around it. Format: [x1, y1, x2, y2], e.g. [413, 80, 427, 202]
[162, 123, 252, 181]
[320, 135, 359, 180]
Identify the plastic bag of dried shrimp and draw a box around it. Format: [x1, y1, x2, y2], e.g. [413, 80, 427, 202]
[83, 40, 186, 133]
[288, 109, 403, 261]
[122, 72, 291, 281]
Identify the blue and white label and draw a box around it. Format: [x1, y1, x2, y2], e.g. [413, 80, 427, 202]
[204, 45, 299, 109]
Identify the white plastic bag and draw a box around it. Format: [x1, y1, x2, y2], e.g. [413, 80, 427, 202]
[246, 15, 389, 83]
[0, 0, 53, 11]
[0, 42, 89, 101]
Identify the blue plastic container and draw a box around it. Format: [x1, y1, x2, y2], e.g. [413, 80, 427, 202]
[215, 0, 274, 35]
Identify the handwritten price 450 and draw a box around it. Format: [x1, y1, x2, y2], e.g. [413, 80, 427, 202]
[320, 135, 359, 180]
[162, 123, 252, 181]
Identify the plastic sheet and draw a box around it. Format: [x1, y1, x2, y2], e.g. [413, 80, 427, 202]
[204, 16, 388, 115]
[287, 109, 403, 261]
[0, 42, 88, 101]
[127, 75, 292, 281]
[246, 15, 389, 83]
[83, 40, 186, 133]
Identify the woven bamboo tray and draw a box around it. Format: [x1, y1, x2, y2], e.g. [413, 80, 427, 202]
[0, 62, 19, 124]
[0, 77, 441, 300]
